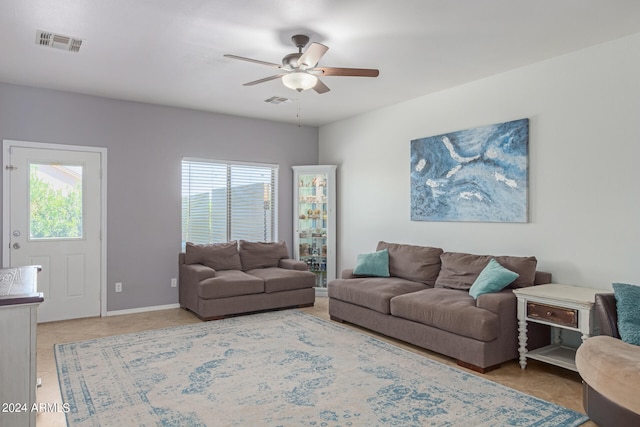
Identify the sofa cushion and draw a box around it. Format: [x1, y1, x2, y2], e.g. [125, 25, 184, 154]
[435, 252, 537, 290]
[390, 288, 500, 341]
[469, 259, 519, 299]
[328, 277, 428, 314]
[376, 241, 443, 285]
[239, 240, 289, 271]
[185, 241, 242, 271]
[353, 249, 390, 277]
[198, 270, 264, 299]
[248, 267, 315, 293]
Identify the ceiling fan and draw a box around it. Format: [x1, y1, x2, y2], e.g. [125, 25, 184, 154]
[223, 35, 379, 94]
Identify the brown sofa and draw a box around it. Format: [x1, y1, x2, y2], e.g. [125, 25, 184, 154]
[328, 241, 551, 372]
[179, 240, 315, 320]
[575, 293, 640, 427]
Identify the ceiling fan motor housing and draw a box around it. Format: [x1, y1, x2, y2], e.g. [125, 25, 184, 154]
[283, 35, 309, 67]
[282, 53, 302, 68]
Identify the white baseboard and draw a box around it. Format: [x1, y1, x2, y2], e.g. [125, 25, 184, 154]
[315, 287, 328, 297]
[106, 303, 181, 317]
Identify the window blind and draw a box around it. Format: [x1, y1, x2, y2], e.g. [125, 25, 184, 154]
[181, 159, 278, 246]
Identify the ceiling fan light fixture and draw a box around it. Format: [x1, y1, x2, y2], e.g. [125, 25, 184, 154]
[282, 71, 317, 92]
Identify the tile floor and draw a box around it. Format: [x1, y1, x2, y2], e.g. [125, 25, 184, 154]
[35, 297, 595, 426]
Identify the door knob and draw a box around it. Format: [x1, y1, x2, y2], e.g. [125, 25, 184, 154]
[12, 242, 20, 249]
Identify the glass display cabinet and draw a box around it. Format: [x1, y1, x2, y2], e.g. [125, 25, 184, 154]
[292, 165, 336, 295]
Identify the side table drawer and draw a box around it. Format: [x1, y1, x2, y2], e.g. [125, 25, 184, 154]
[527, 302, 578, 328]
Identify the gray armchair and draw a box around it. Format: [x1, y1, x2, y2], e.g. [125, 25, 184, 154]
[575, 293, 640, 426]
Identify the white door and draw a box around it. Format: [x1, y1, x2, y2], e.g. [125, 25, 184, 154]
[4, 143, 103, 322]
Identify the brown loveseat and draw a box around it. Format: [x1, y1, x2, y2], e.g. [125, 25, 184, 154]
[328, 241, 551, 372]
[179, 240, 315, 320]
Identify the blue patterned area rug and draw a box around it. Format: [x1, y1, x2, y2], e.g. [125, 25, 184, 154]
[55, 311, 588, 427]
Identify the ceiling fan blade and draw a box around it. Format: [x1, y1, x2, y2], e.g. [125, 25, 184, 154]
[298, 43, 329, 69]
[224, 54, 283, 68]
[316, 67, 379, 77]
[313, 79, 330, 94]
[243, 73, 288, 86]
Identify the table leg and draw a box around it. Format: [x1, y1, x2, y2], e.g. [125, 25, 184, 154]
[518, 318, 528, 369]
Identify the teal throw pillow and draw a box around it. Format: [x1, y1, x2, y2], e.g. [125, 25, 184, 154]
[612, 282, 640, 346]
[353, 249, 390, 277]
[469, 259, 519, 299]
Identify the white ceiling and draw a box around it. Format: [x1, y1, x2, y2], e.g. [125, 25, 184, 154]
[2, 1, 640, 127]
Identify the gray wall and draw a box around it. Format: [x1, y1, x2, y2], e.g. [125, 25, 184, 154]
[0, 82, 318, 311]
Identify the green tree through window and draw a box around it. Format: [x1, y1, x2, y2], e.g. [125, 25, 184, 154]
[30, 165, 83, 239]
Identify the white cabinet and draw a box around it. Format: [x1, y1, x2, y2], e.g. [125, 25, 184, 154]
[0, 266, 42, 427]
[292, 165, 336, 295]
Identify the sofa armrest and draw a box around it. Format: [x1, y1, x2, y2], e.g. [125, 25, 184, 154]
[595, 293, 619, 338]
[180, 263, 217, 285]
[341, 269, 356, 279]
[534, 271, 552, 285]
[278, 258, 309, 271]
[475, 290, 516, 316]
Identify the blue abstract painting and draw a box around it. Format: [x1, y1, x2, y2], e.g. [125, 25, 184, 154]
[410, 118, 529, 222]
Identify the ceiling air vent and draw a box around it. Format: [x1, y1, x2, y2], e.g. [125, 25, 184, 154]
[264, 96, 292, 104]
[36, 30, 83, 53]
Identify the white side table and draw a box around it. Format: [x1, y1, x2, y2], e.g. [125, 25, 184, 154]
[513, 283, 603, 371]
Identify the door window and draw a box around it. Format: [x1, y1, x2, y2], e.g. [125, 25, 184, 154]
[29, 162, 83, 240]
